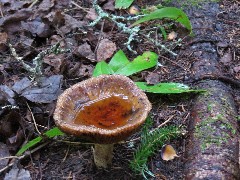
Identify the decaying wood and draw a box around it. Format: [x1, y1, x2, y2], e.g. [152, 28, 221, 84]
[184, 80, 240, 179]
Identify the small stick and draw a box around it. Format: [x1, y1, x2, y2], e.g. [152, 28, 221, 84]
[158, 54, 186, 70]
[0, 156, 24, 161]
[29, 0, 39, 8]
[0, 141, 50, 174]
[151, 115, 175, 132]
[26, 102, 41, 135]
[0, 3, 4, 17]
[141, 33, 178, 56]
[0, 105, 19, 110]
[62, 145, 70, 162]
[71, 1, 89, 13]
[24, 119, 48, 130]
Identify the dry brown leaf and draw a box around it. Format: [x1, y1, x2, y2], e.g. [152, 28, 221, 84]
[103, 0, 115, 11]
[4, 167, 31, 180]
[0, 142, 10, 170]
[161, 144, 179, 161]
[85, 8, 98, 21]
[43, 54, 65, 73]
[168, 31, 177, 40]
[96, 39, 116, 61]
[233, 66, 240, 73]
[145, 72, 161, 85]
[220, 52, 232, 65]
[21, 19, 51, 37]
[76, 42, 95, 61]
[21, 75, 63, 103]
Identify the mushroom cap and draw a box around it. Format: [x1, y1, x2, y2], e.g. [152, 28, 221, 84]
[53, 75, 152, 144]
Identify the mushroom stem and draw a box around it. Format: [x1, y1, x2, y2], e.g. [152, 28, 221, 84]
[93, 144, 114, 168]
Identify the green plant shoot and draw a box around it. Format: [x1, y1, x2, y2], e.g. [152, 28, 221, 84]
[17, 127, 64, 156]
[93, 50, 158, 77]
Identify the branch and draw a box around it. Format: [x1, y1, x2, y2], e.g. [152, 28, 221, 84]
[9, 41, 68, 81]
[90, 0, 142, 54]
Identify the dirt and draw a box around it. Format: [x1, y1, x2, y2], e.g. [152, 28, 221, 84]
[0, 0, 239, 179]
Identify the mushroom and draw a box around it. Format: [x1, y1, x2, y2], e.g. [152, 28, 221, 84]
[53, 75, 152, 168]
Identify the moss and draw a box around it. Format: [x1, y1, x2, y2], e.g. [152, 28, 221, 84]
[194, 113, 236, 151]
[236, 116, 240, 121]
[207, 103, 213, 112]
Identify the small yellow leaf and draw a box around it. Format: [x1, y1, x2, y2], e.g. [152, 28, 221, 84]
[161, 144, 179, 161]
[129, 5, 140, 15]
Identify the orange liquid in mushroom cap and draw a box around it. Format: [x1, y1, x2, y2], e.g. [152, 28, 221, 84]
[74, 96, 134, 129]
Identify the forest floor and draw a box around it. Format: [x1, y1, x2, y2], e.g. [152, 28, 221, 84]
[0, 0, 239, 179]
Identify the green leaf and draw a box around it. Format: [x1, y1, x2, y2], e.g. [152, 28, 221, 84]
[16, 137, 42, 156]
[93, 50, 158, 77]
[135, 82, 204, 93]
[108, 50, 129, 72]
[159, 26, 167, 40]
[114, 51, 158, 76]
[44, 127, 65, 138]
[132, 7, 192, 33]
[115, 0, 134, 9]
[16, 127, 64, 156]
[92, 61, 114, 77]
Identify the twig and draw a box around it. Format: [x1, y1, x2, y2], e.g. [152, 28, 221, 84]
[0, 156, 24, 161]
[0, 3, 4, 17]
[55, 139, 94, 145]
[158, 54, 186, 70]
[29, 0, 39, 8]
[26, 102, 41, 135]
[71, 1, 90, 13]
[90, 0, 142, 54]
[24, 120, 48, 130]
[0, 105, 19, 110]
[0, 141, 51, 174]
[9, 40, 68, 81]
[140, 33, 177, 56]
[9, 44, 35, 74]
[94, 20, 105, 55]
[62, 145, 70, 162]
[151, 115, 175, 132]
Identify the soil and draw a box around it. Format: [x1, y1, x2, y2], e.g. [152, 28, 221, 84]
[0, 0, 239, 179]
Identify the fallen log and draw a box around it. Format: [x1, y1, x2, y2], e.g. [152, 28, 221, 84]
[184, 80, 240, 179]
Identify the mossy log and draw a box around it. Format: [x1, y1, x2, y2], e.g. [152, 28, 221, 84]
[184, 80, 240, 179]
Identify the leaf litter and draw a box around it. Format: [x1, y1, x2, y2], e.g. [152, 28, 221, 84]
[0, 0, 239, 179]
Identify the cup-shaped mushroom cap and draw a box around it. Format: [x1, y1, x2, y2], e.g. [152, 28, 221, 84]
[53, 75, 152, 144]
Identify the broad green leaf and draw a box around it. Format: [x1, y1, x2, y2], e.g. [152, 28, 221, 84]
[16, 127, 64, 156]
[93, 51, 158, 77]
[108, 50, 129, 72]
[132, 7, 192, 33]
[135, 82, 203, 93]
[115, 0, 134, 9]
[92, 61, 114, 77]
[114, 51, 158, 76]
